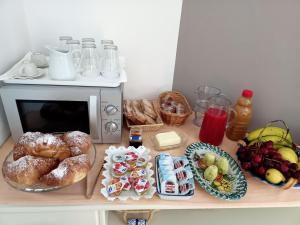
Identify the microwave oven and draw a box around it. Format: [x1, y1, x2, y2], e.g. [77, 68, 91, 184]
[0, 84, 123, 143]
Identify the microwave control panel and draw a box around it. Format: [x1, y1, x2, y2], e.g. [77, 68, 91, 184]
[100, 86, 123, 143]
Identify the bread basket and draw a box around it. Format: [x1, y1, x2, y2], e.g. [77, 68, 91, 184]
[159, 91, 192, 126]
[125, 100, 164, 132]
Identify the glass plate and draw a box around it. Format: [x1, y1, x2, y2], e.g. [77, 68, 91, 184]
[2, 144, 96, 192]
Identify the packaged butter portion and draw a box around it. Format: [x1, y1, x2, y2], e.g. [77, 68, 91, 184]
[155, 131, 181, 148]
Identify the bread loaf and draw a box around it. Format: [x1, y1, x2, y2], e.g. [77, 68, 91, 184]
[141, 99, 157, 120]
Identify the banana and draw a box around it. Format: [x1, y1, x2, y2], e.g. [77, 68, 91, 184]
[273, 143, 289, 150]
[248, 135, 293, 148]
[282, 178, 298, 190]
[247, 127, 292, 143]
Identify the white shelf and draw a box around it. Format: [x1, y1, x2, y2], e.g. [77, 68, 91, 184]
[0, 52, 127, 87]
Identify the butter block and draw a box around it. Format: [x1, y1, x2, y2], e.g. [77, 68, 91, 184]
[155, 131, 181, 148]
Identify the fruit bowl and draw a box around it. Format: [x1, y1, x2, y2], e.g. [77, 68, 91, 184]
[237, 143, 300, 189]
[237, 120, 300, 189]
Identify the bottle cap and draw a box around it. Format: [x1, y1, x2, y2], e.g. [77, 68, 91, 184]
[242, 89, 253, 98]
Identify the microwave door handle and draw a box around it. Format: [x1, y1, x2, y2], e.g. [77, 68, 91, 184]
[89, 96, 99, 139]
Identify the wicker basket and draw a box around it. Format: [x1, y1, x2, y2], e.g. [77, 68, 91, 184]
[125, 100, 164, 132]
[159, 91, 192, 126]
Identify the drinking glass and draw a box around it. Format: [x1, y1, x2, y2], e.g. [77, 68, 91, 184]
[199, 95, 236, 146]
[193, 85, 221, 127]
[67, 40, 81, 68]
[58, 36, 72, 52]
[100, 45, 120, 79]
[81, 38, 95, 44]
[100, 40, 114, 57]
[79, 43, 100, 77]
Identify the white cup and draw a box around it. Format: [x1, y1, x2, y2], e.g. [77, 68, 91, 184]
[19, 62, 38, 76]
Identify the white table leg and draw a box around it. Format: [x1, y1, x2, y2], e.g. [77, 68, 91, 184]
[98, 210, 108, 225]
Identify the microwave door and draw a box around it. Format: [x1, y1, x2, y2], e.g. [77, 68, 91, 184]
[0, 85, 102, 142]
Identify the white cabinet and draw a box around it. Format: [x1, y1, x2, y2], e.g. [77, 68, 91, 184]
[0, 208, 104, 225]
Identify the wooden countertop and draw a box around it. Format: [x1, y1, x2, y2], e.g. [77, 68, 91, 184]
[1, 116, 300, 210]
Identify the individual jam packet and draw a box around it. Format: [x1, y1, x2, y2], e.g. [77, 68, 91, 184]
[173, 156, 189, 169]
[136, 156, 148, 168]
[107, 179, 123, 196]
[158, 154, 174, 169]
[178, 178, 195, 195]
[125, 151, 139, 164]
[174, 167, 193, 182]
[130, 167, 147, 180]
[133, 177, 150, 195]
[119, 175, 132, 191]
[113, 162, 129, 176]
[112, 154, 125, 163]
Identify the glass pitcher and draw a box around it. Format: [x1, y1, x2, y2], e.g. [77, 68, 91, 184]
[199, 95, 236, 146]
[193, 85, 221, 127]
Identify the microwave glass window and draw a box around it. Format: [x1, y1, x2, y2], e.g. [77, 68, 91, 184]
[16, 100, 90, 134]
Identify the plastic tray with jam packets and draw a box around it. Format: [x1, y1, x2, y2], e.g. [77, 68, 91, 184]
[155, 154, 195, 200]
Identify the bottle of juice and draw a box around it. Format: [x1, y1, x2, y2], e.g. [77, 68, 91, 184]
[226, 89, 253, 141]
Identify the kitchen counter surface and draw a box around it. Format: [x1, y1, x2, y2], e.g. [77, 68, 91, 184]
[1, 116, 300, 210]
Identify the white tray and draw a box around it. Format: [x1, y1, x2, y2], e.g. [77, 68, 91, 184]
[100, 146, 156, 201]
[0, 52, 127, 87]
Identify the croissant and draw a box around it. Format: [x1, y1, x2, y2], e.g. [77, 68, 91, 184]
[3, 155, 59, 186]
[40, 154, 91, 187]
[13, 132, 71, 161]
[62, 131, 92, 156]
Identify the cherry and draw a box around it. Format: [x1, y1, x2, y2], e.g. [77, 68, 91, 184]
[280, 164, 289, 173]
[272, 153, 282, 161]
[264, 141, 274, 149]
[242, 162, 251, 170]
[293, 170, 300, 181]
[289, 163, 298, 170]
[260, 147, 269, 155]
[257, 166, 266, 177]
[252, 154, 263, 164]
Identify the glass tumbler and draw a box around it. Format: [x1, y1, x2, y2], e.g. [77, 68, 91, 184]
[100, 45, 120, 79]
[79, 43, 100, 78]
[100, 40, 114, 56]
[81, 38, 95, 44]
[58, 36, 72, 52]
[193, 85, 222, 127]
[67, 40, 81, 68]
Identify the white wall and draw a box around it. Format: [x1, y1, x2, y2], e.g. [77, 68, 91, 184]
[0, 0, 31, 145]
[23, 0, 183, 99]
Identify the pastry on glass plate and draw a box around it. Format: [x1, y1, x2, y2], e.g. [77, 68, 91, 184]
[3, 155, 59, 186]
[40, 154, 91, 187]
[62, 131, 92, 156]
[13, 132, 71, 161]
